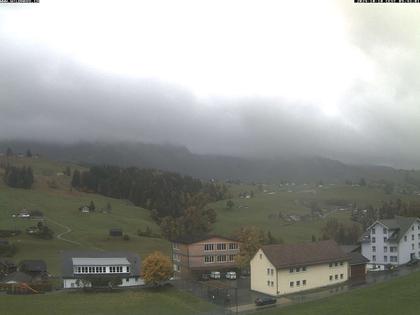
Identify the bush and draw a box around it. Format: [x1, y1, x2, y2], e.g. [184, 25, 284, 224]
[137, 226, 161, 238]
[0, 230, 21, 237]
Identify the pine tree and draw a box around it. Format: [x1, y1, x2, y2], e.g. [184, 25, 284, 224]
[71, 170, 81, 188]
[89, 200, 96, 212]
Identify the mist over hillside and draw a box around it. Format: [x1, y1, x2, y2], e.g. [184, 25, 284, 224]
[0, 140, 411, 184]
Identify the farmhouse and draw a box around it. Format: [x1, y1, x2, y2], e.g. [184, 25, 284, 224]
[360, 216, 420, 270]
[250, 240, 348, 296]
[61, 251, 144, 289]
[171, 235, 241, 279]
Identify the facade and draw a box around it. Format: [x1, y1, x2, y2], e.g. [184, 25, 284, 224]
[250, 240, 349, 296]
[340, 245, 369, 281]
[171, 235, 241, 279]
[360, 216, 420, 270]
[61, 251, 144, 289]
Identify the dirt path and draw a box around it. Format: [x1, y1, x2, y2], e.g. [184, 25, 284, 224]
[45, 217, 82, 246]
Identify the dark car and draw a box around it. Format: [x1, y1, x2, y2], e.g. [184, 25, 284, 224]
[255, 297, 277, 306]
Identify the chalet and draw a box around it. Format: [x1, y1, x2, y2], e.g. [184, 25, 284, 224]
[360, 216, 420, 270]
[171, 235, 241, 279]
[61, 251, 143, 289]
[250, 240, 349, 296]
[18, 260, 48, 278]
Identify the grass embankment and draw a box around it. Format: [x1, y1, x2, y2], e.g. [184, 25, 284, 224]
[256, 270, 420, 315]
[0, 286, 214, 315]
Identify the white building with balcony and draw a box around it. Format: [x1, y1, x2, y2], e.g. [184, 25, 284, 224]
[360, 216, 420, 270]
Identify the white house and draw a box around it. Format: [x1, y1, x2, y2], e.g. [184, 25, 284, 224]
[61, 251, 144, 289]
[361, 216, 420, 270]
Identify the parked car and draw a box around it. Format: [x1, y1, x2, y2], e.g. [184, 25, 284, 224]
[255, 297, 277, 306]
[200, 273, 210, 281]
[225, 271, 237, 280]
[210, 271, 221, 279]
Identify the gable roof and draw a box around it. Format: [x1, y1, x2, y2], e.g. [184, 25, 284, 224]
[368, 216, 419, 242]
[347, 252, 369, 266]
[61, 251, 141, 278]
[19, 260, 47, 272]
[261, 240, 348, 269]
[172, 234, 239, 245]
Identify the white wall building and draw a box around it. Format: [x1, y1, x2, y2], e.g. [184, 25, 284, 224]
[61, 251, 144, 289]
[361, 216, 420, 270]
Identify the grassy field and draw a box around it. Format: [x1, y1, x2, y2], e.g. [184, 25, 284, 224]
[255, 270, 420, 315]
[209, 183, 420, 242]
[0, 286, 214, 315]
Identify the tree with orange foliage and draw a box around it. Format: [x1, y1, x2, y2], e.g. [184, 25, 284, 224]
[141, 251, 173, 286]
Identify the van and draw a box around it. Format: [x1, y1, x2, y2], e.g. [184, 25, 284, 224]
[210, 271, 221, 279]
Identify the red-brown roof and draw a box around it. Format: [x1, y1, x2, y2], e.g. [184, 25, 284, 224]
[261, 240, 348, 269]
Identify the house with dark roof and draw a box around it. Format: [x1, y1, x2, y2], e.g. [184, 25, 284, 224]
[171, 235, 241, 279]
[250, 240, 349, 296]
[61, 251, 144, 289]
[360, 216, 420, 270]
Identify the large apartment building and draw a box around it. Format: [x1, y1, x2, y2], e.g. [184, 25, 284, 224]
[171, 235, 241, 279]
[361, 216, 420, 270]
[250, 240, 349, 296]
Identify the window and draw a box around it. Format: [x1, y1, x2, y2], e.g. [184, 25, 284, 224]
[384, 237, 387, 242]
[303, 280, 306, 285]
[390, 246, 397, 253]
[390, 256, 398, 262]
[173, 243, 179, 250]
[302, 266, 306, 271]
[329, 275, 333, 281]
[372, 228, 376, 234]
[228, 243, 239, 250]
[412, 226, 415, 231]
[412, 235, 415, 241]
[126, 266, 130, 273]
[340, 274, 344, 279]
[418, 234, 420, 240]
[340, 262, 343, 266]
[372, 237, 376, 243]
[384, 246, 387, 253]
[335, 275, 338, 280]
[405, 236, 408, 242]
[296, 280, 300, 286]
[216, 243, 226, 250]
[383, 228, 387, 234]
[334, 262, 338, 267]
[372, 255, 376, 262]
[412, 244, 415, 250]
[126, 278, 129, 282]
[329, 263, 333, 268]
[204, 244, 214, 251]
[290, 281, 294, 287]
[267, 280, 270, 286]
[372, 246, 376, 252]
[271, 269, 274, 275]
[296, 267, 300, 272]
[217, 255, 227, 262]
[267, 268, 270, 275]
[204, 256, 214, 263]
[271, 281, 274, 287]
[289, 268, 294, 273]
[228, 254, 235, 262]
[384, 256, 388, 262]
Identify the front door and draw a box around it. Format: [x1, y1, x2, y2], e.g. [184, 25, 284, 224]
[411, 253, 415, 260]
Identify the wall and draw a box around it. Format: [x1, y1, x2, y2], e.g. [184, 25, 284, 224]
[250, 249, 277, 296]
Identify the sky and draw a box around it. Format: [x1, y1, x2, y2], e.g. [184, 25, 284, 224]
[0, 0, 420, 168]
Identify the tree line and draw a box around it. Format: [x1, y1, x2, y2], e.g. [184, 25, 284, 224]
[71, 165, 230, 239]
[3, 165, 34, 189]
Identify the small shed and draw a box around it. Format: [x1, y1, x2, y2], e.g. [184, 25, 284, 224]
[109, 228, 123, 237]
[347, 252, 369, 280]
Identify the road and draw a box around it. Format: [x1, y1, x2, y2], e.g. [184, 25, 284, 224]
[45, 217, 81, 245]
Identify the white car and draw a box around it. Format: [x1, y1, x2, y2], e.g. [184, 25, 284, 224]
[225, 271, 237, 280]
[210, 271, 221, 279]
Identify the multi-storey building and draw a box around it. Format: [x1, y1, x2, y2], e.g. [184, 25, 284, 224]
[61, 251, 143, 288]
[361, 216, 420, 270]
[171, 235, 241, 279]
[250, 240, 349, 296]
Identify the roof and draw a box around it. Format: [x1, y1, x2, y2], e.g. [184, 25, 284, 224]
[61, 251, 141, 278]
[339, 245, 360, 253]
[19, 260, 47, 272]
[347, 252, 369, 266]
[367, 216, 419, 242]
[72, 257, 130, 266]
[0, 271, 32, 284]
[261, 240, 348, 269]
[172, 234, 239, 245]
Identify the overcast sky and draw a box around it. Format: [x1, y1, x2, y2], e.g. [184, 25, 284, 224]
[1, 0, 420, 168]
